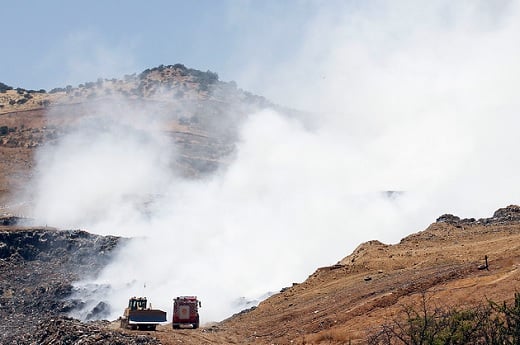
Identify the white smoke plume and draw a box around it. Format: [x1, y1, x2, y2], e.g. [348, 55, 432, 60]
[29, 1, 520, 323]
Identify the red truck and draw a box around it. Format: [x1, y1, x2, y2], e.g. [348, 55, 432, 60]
[172, 296, 201, 329]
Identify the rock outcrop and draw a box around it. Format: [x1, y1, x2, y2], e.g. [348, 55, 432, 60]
[436, 204, 520, 226]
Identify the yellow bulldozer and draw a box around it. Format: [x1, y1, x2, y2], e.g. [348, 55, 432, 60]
[120, 297, 166, 331]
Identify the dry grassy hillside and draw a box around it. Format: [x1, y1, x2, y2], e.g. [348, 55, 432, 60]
[146, 206, 520, 344]
[0, 65, 272, 209]
[2, 206, 518, 344]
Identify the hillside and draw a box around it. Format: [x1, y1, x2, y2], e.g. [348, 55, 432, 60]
[143, 206, 519, 344]
[1, 206, 519, 344]
[0, 64, 273, 209]
[1, 68, 519, 344]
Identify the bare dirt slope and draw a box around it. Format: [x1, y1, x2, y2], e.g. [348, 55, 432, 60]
[2, 206, 518, 344]
[147, 206, 520, 344]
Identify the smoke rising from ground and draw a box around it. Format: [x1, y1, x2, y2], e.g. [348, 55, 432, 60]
[30, 1, 520, 322]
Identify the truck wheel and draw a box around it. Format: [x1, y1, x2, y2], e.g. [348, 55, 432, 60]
[173, 324, 180, 329]
[193, 322, 199, 329]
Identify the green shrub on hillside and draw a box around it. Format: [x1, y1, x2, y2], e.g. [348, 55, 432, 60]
[368, 293, 520, 344]
[0, 82, 13, 92]
[49, 87, 66, 93]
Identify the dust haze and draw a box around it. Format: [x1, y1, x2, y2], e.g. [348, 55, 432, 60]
[29, 1, 520, 322]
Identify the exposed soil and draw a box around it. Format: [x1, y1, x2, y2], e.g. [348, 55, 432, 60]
[3, 206, 516, 344]
[152, 206, 520, 344]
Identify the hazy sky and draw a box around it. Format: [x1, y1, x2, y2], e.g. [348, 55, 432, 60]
[2, 1, 317, 91]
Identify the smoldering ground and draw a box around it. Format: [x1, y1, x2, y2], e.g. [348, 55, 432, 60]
[27, 1, 520, 323]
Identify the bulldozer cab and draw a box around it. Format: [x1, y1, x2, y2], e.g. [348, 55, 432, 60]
[128, 297, 147, 310]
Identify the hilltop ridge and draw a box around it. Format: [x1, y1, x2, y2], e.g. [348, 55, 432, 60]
[0, 64, 280, 208]
[0, 64, 270, 114]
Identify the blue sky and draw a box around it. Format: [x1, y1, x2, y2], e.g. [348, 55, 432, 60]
[1, 1, 323, 91]
[1, 0, 516, 110]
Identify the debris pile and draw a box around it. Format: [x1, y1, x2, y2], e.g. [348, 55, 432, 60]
[28, 317, 160, 345]
[0, 228, 122, 344]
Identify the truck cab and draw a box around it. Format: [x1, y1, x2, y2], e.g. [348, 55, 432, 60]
[128, 297, 148, 310]
[172, 296, 201, 329]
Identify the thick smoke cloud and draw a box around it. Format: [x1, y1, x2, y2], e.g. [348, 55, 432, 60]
[234, 0, 520, 217]
[32, 101, 175, 232]
[30, 1, 520, 322]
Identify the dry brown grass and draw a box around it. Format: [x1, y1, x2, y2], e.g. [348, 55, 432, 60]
[305, 328, 353, 344]
[0, 90, 66, 114]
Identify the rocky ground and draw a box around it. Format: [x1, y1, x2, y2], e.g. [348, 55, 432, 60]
[0, 221, 161, 344]
[30, 317, 160, 345]
[1, 206, 519, 344]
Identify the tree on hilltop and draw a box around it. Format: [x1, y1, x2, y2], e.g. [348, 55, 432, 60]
[0, 82, 13, 93]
